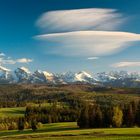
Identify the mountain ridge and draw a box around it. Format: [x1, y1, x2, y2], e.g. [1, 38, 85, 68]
[0, 66, 140, 87]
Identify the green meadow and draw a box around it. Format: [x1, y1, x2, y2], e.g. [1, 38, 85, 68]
[0, 107, 25, 118]
[0, 122, 140, 140]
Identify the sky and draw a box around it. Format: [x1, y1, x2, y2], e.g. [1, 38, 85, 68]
[0, 0, 140, 73]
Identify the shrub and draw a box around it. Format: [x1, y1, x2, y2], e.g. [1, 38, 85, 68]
[8, 122, 17, 130]
[37, 122, 43, 128]
[24, 121, 30, 129]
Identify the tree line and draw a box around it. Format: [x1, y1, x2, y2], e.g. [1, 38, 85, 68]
[25, 102, 79, 123]
[0, 100, 139, 131]
[78, 101, 140, 128]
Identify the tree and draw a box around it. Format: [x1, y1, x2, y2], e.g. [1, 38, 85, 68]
[112, 106, 123, 128]
[31, 120, 37, 131]
[77, 104, 89, 128]
[18, 117, 24, 131]
[89, 105, 103, 128]
[88, 105, 96, 128]
[103, 107, 113, 128]
[135, 101, 140, 127]
[94, 106, 103, 128]
[126, 104, 134, 127]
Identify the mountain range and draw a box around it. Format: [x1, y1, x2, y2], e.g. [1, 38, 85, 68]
[0, 66, 140, 87]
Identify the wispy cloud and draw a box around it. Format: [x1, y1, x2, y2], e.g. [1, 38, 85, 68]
[112, 61, 140, 68]
[16, 58, 33, 63]
[87, 57, 99, 60]
[36, 31, 140, 56]
[36, 8, 125, 33]
[0, 53, 33, 65]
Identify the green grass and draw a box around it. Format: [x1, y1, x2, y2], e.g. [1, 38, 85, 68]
[0, 102, 66, 118]
[0, 107, 25, 117]
[0, 122, 140, 140]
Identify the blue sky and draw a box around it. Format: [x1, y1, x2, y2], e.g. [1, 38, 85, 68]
[0, 0, 140, 73]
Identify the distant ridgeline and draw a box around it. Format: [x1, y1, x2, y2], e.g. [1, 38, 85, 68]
[0, 66, 140, 87]
[0, 84, 139, 108]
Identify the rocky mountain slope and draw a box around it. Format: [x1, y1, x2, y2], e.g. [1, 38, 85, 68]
[0, 66, 140, 87]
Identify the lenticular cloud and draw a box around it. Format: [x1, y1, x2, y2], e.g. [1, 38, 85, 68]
[35, 8, 140, 57]
[36, 8, 124, 33]
[36, 31, 140, 56]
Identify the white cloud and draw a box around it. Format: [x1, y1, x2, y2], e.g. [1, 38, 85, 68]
[0, 58, 15, 64]
[0, 52, 33, 65]
[36, 8, 140, 58]
[112, 61, 140, 68]
[36, 8, 125, 33]
[36, 31, 140, 57]
[16, 58, 33, 63]
[87, 57, 99, 60]
[0, 53, 5, 57]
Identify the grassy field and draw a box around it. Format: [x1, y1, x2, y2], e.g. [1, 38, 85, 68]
[0, 122, 140, 140]
[0, 107, 25, 117]
[0, 102, 68, 118]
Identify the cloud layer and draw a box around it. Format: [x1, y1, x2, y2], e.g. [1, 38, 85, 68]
[36, 31, 140, 56]
[36, 8, 124, 33]
[112, 61, 140, 68]
[36, 7, 140, 68]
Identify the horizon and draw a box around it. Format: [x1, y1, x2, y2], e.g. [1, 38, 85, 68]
[0, 0, 140, 73]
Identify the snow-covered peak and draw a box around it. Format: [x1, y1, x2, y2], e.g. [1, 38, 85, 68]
[76, 71, 92, 78]
[17, 67, 31, 74]
[75, 71, 93, 82]
[14, 67, 31, 83]
[0, 66, 139, 87]
[0, 66, 11, 72]
[33, 70, 54, 82]
[42, 71, 53, 77]
[0, 66, 13, 82]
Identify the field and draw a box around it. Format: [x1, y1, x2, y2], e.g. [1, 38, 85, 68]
[0, 122, 140, 140]
[0, 107, 25, 118]
[0, 85, 139, 139]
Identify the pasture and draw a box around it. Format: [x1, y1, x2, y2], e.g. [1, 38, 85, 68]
[0, 122, 139, 140]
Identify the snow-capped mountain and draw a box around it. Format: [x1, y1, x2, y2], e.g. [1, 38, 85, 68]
[32, 70, 54, 83]
[55, 71, 96, 83]
[15, 67, 32, 83]
[0, 66, 140, 87]
[94, 71, 140, 87]
[95, 72, 117, 82]
[0, 66, 13, 83]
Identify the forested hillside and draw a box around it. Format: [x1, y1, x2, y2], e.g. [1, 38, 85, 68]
[0, 84, 139, 108]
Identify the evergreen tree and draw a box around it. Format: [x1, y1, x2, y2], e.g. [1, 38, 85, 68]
[88, 105, 96, 128]
[18, 117, 24, 131]
[77, 105, 89, 128]
[31, 120, 37, 131]
[126, 104, 134, 127]
[135, 101, 140, 126]
[103, 107, 113, 128]
[94, 106, 103, 128]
